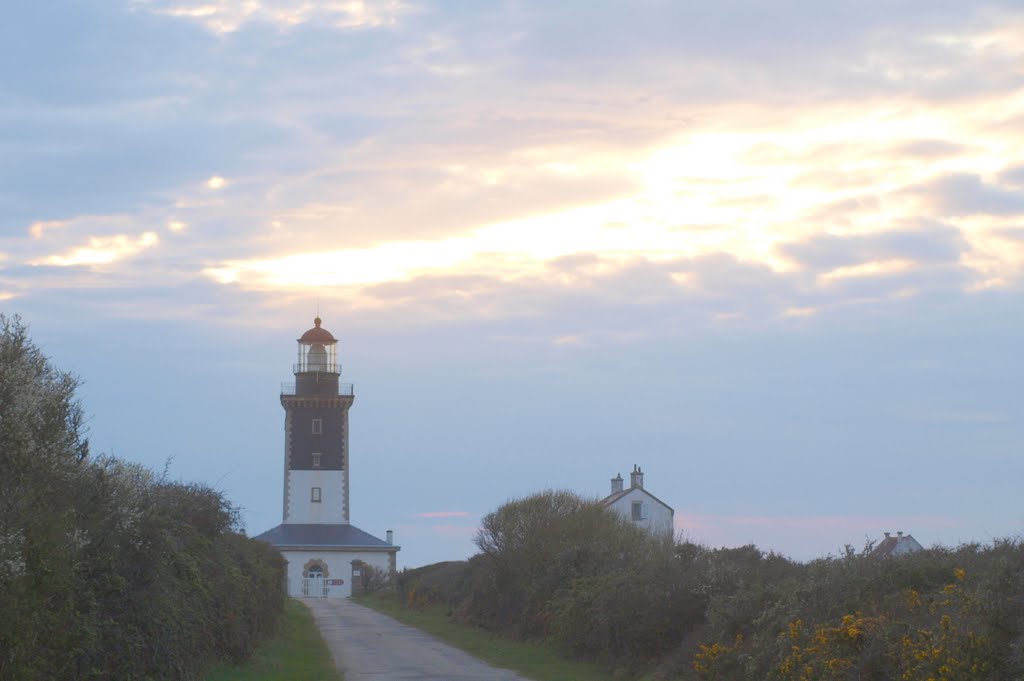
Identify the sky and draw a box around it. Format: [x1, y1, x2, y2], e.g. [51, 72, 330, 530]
[2, 0, 1023, 568]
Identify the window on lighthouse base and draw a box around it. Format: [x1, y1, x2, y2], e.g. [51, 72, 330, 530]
[311, 487, 322, 503]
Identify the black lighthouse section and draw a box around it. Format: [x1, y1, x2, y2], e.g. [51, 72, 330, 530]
[288, 406, 345, 470]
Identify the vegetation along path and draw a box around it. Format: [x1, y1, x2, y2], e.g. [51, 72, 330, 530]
[307, 598, 531, 681]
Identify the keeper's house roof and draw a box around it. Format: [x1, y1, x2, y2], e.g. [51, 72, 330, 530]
[254, 523, 398, 550]
[600, 487, 675, 514]
[870, 531, 923, 558]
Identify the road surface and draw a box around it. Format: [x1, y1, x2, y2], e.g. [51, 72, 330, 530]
[305, 598, 532, 681]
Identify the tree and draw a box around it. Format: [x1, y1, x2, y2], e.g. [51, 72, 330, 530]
[356, 562, 391, 593]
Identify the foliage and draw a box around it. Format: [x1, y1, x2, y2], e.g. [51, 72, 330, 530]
[397, 490, 705, 672]
[390, 487, 1024, 681]
[0, 315, 287, 680]
[684, 549, 1024, 681]
[354, 561, 390, 593]
[396, 559, 472, 609]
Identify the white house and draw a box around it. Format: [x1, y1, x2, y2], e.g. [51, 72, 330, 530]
[254, 317, 399, 598]
[600, 465, 674, 537]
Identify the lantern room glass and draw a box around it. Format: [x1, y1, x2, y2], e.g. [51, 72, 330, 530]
[295, 340, 338, 374]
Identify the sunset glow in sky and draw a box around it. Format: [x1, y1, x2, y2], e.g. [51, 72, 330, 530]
[3, 0, 1023, 566]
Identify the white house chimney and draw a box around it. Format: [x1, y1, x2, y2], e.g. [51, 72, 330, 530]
[386, 530, 393, 545]
[630, 464, 644, 490]
[611, 473, 624, 494]
[897, 531, 903, 538]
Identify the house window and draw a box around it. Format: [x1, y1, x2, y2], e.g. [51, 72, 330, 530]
[311, 487, 322, 503]
[631, 501, 643, 521]
[312, 419, 323, 434]
[312, 453, 321, 468]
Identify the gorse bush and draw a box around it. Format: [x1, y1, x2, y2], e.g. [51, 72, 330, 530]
[400, 490, 1024, 680]
[0, 315, 286, 680]
[695, 562, 1011, 681]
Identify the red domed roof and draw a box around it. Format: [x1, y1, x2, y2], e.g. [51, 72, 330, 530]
[298, 317, 337, 344]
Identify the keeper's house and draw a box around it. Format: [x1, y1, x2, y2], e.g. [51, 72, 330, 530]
[601, 465, 674, 537]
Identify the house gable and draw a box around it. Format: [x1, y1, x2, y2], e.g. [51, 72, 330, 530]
[599, 468, 675, 538]
[600, 486, 674, 514]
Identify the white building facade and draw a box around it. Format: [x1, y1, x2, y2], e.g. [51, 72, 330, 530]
[255, 318, 399, 598]
[257, 525, 395, 598]
[600, 465, 674, 537]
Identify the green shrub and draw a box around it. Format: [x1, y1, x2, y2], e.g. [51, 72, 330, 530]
[0, 315, 287, 680]
[401, 485, 1024, 680]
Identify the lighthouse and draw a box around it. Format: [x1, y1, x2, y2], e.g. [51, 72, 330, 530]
[255, 317, 399, 598]
[280, 316, 352, 525]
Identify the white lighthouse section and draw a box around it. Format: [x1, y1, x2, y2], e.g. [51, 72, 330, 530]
[285, 469, 347, 523]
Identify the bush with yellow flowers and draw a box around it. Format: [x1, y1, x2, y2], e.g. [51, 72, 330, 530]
[896, 568, 993, 681]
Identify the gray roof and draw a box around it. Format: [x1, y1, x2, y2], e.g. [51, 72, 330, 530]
[600, 487, 675, 514]
[253, 523, 398, 550]
[870, 533, 924, 558]
[601, 489, 632, 505]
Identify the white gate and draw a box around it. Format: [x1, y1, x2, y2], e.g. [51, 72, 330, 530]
[302, 576, 327, 597]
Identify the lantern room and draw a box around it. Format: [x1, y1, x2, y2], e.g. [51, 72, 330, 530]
[295, 317, 338, 373]
[293, 317, 340, 396]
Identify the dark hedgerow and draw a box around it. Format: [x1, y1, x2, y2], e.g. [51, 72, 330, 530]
[0, 315, 286, 680]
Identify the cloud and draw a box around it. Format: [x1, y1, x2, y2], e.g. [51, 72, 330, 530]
[552, 334, 583, 346]
[892, 139, 967, 159]
[992, 227, 1024, 243]
[339, 254, 801, 335]
[781, 225, 968, 272]
[818, 258, 917, 285]
[29, 232, 160, 268]
[28, 220, 68, 239]
[1000, 163, 1024, 187]
[260, 159, 640, 248]
[4, 0, 1024, 327]
[134, 0, 412, 34]
[913, 174, 1024, 217]
[195, 242, 990, 344]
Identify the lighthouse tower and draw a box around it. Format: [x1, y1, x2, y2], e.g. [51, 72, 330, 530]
[281, 317, 352, 524]
[255, 317, 399, 598]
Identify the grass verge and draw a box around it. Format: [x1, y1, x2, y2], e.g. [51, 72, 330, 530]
[354, 591, 615, 681]
[205, 599, 342, 681]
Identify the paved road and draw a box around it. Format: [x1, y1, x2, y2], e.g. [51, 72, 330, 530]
[304, 598, 532, 681]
